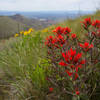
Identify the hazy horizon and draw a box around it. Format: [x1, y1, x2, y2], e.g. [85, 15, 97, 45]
[0, 10, 95, 12]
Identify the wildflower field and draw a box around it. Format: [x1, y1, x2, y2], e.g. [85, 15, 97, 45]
[0, 12, 100, 100]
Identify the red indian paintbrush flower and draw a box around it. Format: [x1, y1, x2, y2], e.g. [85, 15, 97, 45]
[75, 90, 80, 95]
[60, 48, 82, 64]
[56, 35, 65, 47]
[75, 73, 78, 80]
[59, 48, 85, 79]
[92, 20, 100, 28]
[45, 35, 65, 48]
[65, 70, 73, 76]
[45, 36, 55, 47]
[71, 33, 77, 39]
[53, 26, 64, 35]
[49, 87, 53, 92]
[81, 18, 92, 30]
[75, 88, 80, 95]
[59, 60, 68, 66]
[79, 42, 93, 52]
[63, 27, 71, 35]
[53, 26, 71, 36]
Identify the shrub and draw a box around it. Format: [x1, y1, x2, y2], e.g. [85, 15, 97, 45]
[45, 18, 100, 100]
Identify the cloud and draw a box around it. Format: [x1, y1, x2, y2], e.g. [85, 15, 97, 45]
[0, 0, 99, 11]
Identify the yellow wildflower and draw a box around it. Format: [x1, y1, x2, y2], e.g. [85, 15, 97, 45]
[20, 31, 24, 34]
[29, 28, 34, 32]
[27, 30, 31, 34]
[24, 31, 28, 35]
[15, 33, 19, 37]
[42, 28, 48, 33]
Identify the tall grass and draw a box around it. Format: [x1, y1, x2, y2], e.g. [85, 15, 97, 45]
[0, 32, 49, 99]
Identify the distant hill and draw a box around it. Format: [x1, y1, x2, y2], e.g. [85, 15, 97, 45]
[0, 10, 95, 39]
[0, 14, 53, 39]
[9, 14, 51, 30]
[0, 16, 28, 38]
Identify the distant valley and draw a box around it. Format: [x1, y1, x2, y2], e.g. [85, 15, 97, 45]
[0, 11, 94, 39]
[0, 10, 94, 21]
[0, 14, 55, 39]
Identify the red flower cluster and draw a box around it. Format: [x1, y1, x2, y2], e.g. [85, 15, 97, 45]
[53, 26, 71, 35]
[45, 26, 72, 48]
[92, 20, 100, 28]
[82, 18, 92, 30]
[53, 26, 64, 35]
[91, 20, 100, 37]
[45, 36, 55, 47]
[44, 17, 98, 97]
[55, 35, 65, 47]
[63, 27, 71, 35]
[45, 35, 65, 48]
[45, 26, 78, 49]
[71, 33, 77, 39]
[79, 42, 93, 52]
[82, 18, 100, 37]
[59, 48, 85, 79]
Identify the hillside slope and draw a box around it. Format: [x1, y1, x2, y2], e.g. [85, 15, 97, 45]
[9, 14, 49, 30]
[57, 11, 100, 36]
[0, 14, 53, 39]
[0, 16, 28, 38]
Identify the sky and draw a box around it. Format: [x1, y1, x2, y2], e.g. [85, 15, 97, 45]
[0, 0, 100, 11]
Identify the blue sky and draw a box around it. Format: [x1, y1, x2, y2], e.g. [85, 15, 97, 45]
[0, 0, 100, 11]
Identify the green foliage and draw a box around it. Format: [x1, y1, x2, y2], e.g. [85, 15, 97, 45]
[0, 32, 49, 99]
